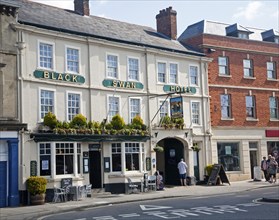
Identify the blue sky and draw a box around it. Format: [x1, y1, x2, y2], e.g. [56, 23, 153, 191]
[32, 0, 278, 35]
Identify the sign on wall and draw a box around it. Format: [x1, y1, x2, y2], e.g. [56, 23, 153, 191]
[30, 160, 37, 176]
[34, 70, 85, 84]
[170, 96, 183, 118]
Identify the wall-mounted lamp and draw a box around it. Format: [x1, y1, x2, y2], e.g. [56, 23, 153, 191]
[208, 48, 216, 53]
[185, 132, 188, 138]
[154, 132, 159, 138]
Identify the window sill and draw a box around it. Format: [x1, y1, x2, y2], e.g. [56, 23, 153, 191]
[243, 76, 256, 80]
[267, 78, 279, 82]
[218, 74, 231, 78]
[246, 118, 259, 121]
[270, 119, 279, 122]
[221, 118, 235, 121]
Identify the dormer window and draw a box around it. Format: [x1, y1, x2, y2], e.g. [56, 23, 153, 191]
[261, 29, 279, 43]
[238, 32, 249, 39]
[226, 23, 253, 39]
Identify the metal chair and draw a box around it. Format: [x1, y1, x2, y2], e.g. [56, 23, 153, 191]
[147, 175, 157, 191]
[52, 187, 66, 203]
[85, 184, 92, 197]
[127, 177, 139, 194]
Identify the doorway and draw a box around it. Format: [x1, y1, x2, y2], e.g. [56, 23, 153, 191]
[0, 161, 7, 207]
[249, 142, 258, 179]
[89, 149, 102, 188]
[157, 138, 185, 186]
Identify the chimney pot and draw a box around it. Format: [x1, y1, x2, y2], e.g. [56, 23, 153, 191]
[156, 6, 177, 40]
[74, 0, 90, 16]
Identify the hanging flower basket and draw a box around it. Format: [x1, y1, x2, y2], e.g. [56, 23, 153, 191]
[153, 145, 164, 152]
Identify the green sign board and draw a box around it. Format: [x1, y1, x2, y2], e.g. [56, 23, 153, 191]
[163, 85, 196, 94]
[146, 157, 151, 171]
[103, 79, 144, 90]
[34, 70, 85, 84]
[30, 160, 37, 176]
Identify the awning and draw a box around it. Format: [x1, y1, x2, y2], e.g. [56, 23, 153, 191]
[30, 133, 150, 142]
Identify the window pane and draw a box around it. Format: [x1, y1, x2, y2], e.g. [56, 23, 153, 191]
[108, 96, 119, 121]
[158, 63, 166, 83]
[130, 99, 140, 122]
[170, 63, 177, 83]
[67, 48, 79, 73]
[190, 66, 198, 85]
[68, 93, 80, 121]
[40, 90, 54, 119]
[39, 43, 53, 69]
[107, 55, 118, 78]
[125, 143, 139, 171]
[128, 58, 139, 81]
[217, 142, 240, 171]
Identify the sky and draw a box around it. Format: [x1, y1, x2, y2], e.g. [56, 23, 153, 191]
[31, 0, 278, 35]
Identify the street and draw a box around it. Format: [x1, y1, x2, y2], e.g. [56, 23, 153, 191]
[39, 187, 279, 220]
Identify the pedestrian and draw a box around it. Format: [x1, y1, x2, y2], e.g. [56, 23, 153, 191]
[268, 156, 278, 184]
[261, 156, 269, 182]
[155, 170, 164, 190]
[177, 158, 188, 186]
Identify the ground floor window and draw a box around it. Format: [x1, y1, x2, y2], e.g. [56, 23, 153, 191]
[217, 142, 240, 171]
[267, 141, 279, 166]
[111, 142, 145, 172]
[39, 142, 81, 176]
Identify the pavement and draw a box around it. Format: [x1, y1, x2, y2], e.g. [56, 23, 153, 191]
[0, 179, 278, 220]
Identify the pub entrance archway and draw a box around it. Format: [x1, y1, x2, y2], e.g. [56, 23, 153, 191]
[156, 138, 187, 186]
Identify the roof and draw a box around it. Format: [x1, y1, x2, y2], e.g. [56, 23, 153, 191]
[178, 20, 279, 42]
[10, 0, 204, 56]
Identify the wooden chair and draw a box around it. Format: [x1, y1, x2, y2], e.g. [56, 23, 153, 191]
[127, 177, 139, 194]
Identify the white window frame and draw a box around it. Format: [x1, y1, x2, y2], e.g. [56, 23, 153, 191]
[243, 59, 253, 77]
[38, 40, 55, 70]
[169, 63, 178, 84]
[66, 91, 82, 122]
[107, 95, 121, 122]
[267, 62, 276, 79]
[269, 96, 279, 119]
[65, 45, 80, 74]
[189, 65, 199, 86]
[127, 56, 140, 82]
[157, 61, 167, 83]
[245, 95, 256, 118]
[218, 57, 229, 75]
[220, 94, 232, 119]
[191, 101, 200, 125]
[39, 87, 56, 121]
[106, 53, 119, 79]
[129, 97, 141, 123]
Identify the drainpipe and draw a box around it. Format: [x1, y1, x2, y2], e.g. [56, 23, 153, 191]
[86, 37, 92, 121]
[16, 30, 26, 188]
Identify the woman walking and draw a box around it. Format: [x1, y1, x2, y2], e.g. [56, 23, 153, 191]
[268, 156, 278, 183]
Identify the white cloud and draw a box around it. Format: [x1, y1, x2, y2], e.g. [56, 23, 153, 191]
[233, 1, 263, 20]
[32, 0, 73, 10]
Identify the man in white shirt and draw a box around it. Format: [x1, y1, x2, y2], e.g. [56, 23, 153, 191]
[177, 158, 188, 186]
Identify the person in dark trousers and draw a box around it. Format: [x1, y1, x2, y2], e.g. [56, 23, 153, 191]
[261, 156, 269, 182]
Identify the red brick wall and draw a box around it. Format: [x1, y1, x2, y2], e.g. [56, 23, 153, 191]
[182, 34, 279, 128]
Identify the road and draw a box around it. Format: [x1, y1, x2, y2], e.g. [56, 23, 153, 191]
[40, 187, 279, 220]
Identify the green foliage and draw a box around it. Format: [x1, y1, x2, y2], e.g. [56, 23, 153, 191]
[26, 176, 47, 196]
[153, 145, 164, 152]
[131, 115, 144, 129]
[70, 114, 87, 128]
[205, 164, 214, 176]
[43, 112, 57, 129]
[110, 114, 125, 130]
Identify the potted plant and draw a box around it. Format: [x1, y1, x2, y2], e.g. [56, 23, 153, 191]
[153, 145, 164, 153]
[26, 176, 47, 205]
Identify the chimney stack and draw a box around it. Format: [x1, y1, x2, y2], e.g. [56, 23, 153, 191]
[156, 7, 177, 40]
[74, 0, 90, 16]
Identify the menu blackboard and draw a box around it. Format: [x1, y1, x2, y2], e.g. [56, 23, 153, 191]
[61, 178, 72, 188]
[207, 164, 230, 185]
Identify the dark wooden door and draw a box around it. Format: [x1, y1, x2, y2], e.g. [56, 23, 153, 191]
[89, 151, 102, 188]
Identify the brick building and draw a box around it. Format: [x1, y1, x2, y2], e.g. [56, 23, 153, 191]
[179, 20, 279, 181]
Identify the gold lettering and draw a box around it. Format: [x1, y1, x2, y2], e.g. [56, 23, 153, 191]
[131, 82, 136, 88]
[43, 71, 49, 78]
[65, 74, 70, 81]
[72, 75, 77, 82]
[58, 74, 63, 80]
[170, 86, 176, 92]
[126, 82, 130, 88]
[176, 86, 181, 92]
[51, 72, 56, 80]
[112, 80, 117, 87]
[118, 81, 125, 88]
